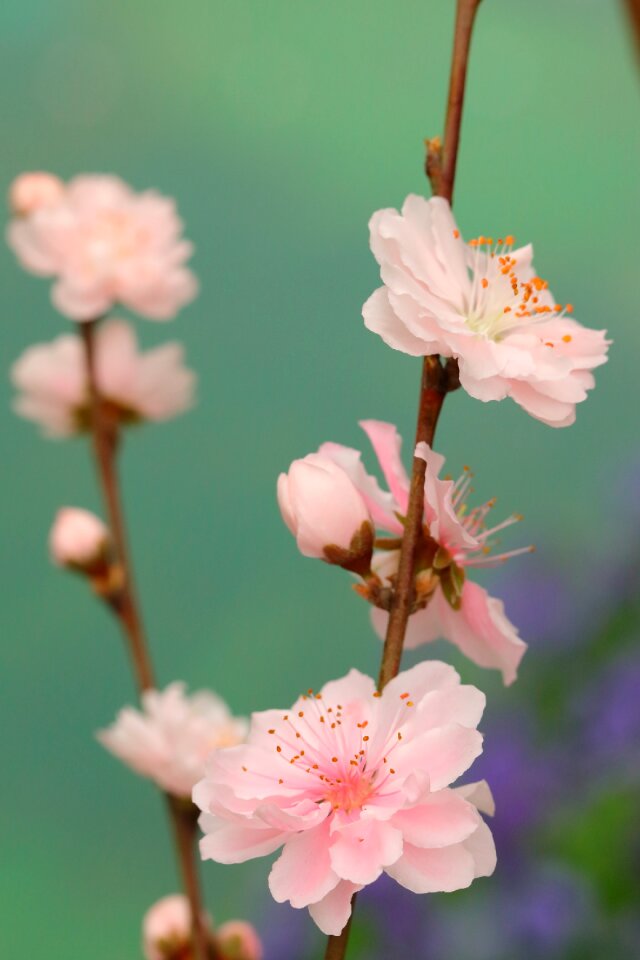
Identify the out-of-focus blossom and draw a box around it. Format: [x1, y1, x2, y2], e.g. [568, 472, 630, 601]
[142, 894, 213, 960]
[143, 895, 195, 960]
[363, 195, 609, 426]
[99, 683, 248, 798]
[321, 421, 528, 684]
[217, 920, 263, 960]
[277, 453, 374, 571]
[8, 172, 65, 216]
[11, 318, 195, 437]
[7, 173, 198, 320]
[49, 506, 109, 570]
[195, 662, 496, 936]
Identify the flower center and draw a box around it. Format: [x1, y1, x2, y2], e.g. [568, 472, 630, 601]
[324, 773, 375, 813]
[460, 234, 573, 341]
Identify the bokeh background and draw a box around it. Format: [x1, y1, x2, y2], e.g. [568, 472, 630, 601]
[1, 1, 639, 957]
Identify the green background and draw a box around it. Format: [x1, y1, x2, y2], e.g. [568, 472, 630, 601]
[1, 1, 638, 956]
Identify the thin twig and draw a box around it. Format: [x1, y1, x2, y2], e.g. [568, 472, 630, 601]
[80, 320, 211, 960]
[80, 320, 154, 692]
[323, 2, 483, 957]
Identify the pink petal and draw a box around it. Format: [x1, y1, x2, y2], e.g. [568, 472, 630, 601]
[455, 780, 495, 817]
[391, 789, 479, 848]
[362, 287, 427, 357]
[199, 820, 285, 864]
[268, 821, 340, 908]
[462, 817, 497, 878]
[359, 420, 410, 513]
[308, 880, 361, 936]
[386, 840, 476, 893]
[394, 723, 483, 791]
[329, 817, 403, 885]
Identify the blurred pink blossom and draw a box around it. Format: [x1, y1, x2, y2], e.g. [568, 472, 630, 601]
[7, 173, 198, 320]
[142, 894, 212, 960]
[11, 318, 195, 437]
[49, 506, 109, 568]
[320, 421, 528, 684]
[363, 196, 609, 426]
[278, 453, 373, 566]
[217, 920, 263, 960]
[8, 172, 65, 216]
[99, 683, 248, 798]
[195, 662, 495, 936]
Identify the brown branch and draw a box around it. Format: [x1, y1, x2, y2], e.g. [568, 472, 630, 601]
[623, 0, 640, 62]
[324, 2, 483, 957]
[80, 320, 154, 692]
[439, 0, 483, 205]
[377, 357, 449, 689]
[324, 910, 354, 960]
[80, 320, 211, 960]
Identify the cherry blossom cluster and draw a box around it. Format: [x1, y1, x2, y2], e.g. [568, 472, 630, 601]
[8, 152, 609, 955]
[192, 191, 609, 938]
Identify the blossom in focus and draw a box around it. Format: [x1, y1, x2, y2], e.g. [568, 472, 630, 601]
[217, 920, 263, 960]
[195, 662, 496, 936]
[7, 173, 198, 320]
[278, 453, 374, 572]
[99, 683, 248, 798]
[11, 318, 195, 437]
[49, 506, 109, 569]
[320, 420, 528, 684]
[8, 172, 65, 216]
[363, 195, 609, 426]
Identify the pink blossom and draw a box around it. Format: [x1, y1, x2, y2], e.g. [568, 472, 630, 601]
[217, 920, 263, 960]
[49, 507, 109, 568]
[99, 683, 248, 798]
[9, 172, 65, 216]
[142, 895, 192, 960]
[320, 421, 528, 684]
[363, 196, 609, 426]
[278, 454, 374, 569]
[7, 173, 198, 320]
[11, 318, 195, 437]
[142, 894, 212, 960]
[194, 662, 495, 937]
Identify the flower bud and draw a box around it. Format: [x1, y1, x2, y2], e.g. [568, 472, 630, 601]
[49, 507, 110, 572]
[217, 920, 263, 960]
[277, 453, 374, 573]
[142, 895, 191, 960]
[9, 172, 64, 216]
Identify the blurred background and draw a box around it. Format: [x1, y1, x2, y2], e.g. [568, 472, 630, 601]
[1, 0, 638, 957]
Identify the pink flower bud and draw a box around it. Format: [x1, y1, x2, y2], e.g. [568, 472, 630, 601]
[277, 453, 373, 568]
[143, 894, 215, 960]
[217, 921, 263, 960]
[49, 507, 109, 569]
[9, 172, 64, 216]
[142, 895, 191, 960]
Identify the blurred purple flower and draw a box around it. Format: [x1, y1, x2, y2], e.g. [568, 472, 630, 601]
[359, 873, 447, 960]
[574, 650, 640, 781]
[495, 560, 581, 651]
[472, 715, 560, 865]
[261, 900, 319, 960]
[504, 863, 598, 957]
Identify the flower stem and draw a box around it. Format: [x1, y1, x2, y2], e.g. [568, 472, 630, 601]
[79, 320, 154, 692]
[624, 0, 640, 62]
[80, 320, 211, 960]
[324, 1, 483, 957]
